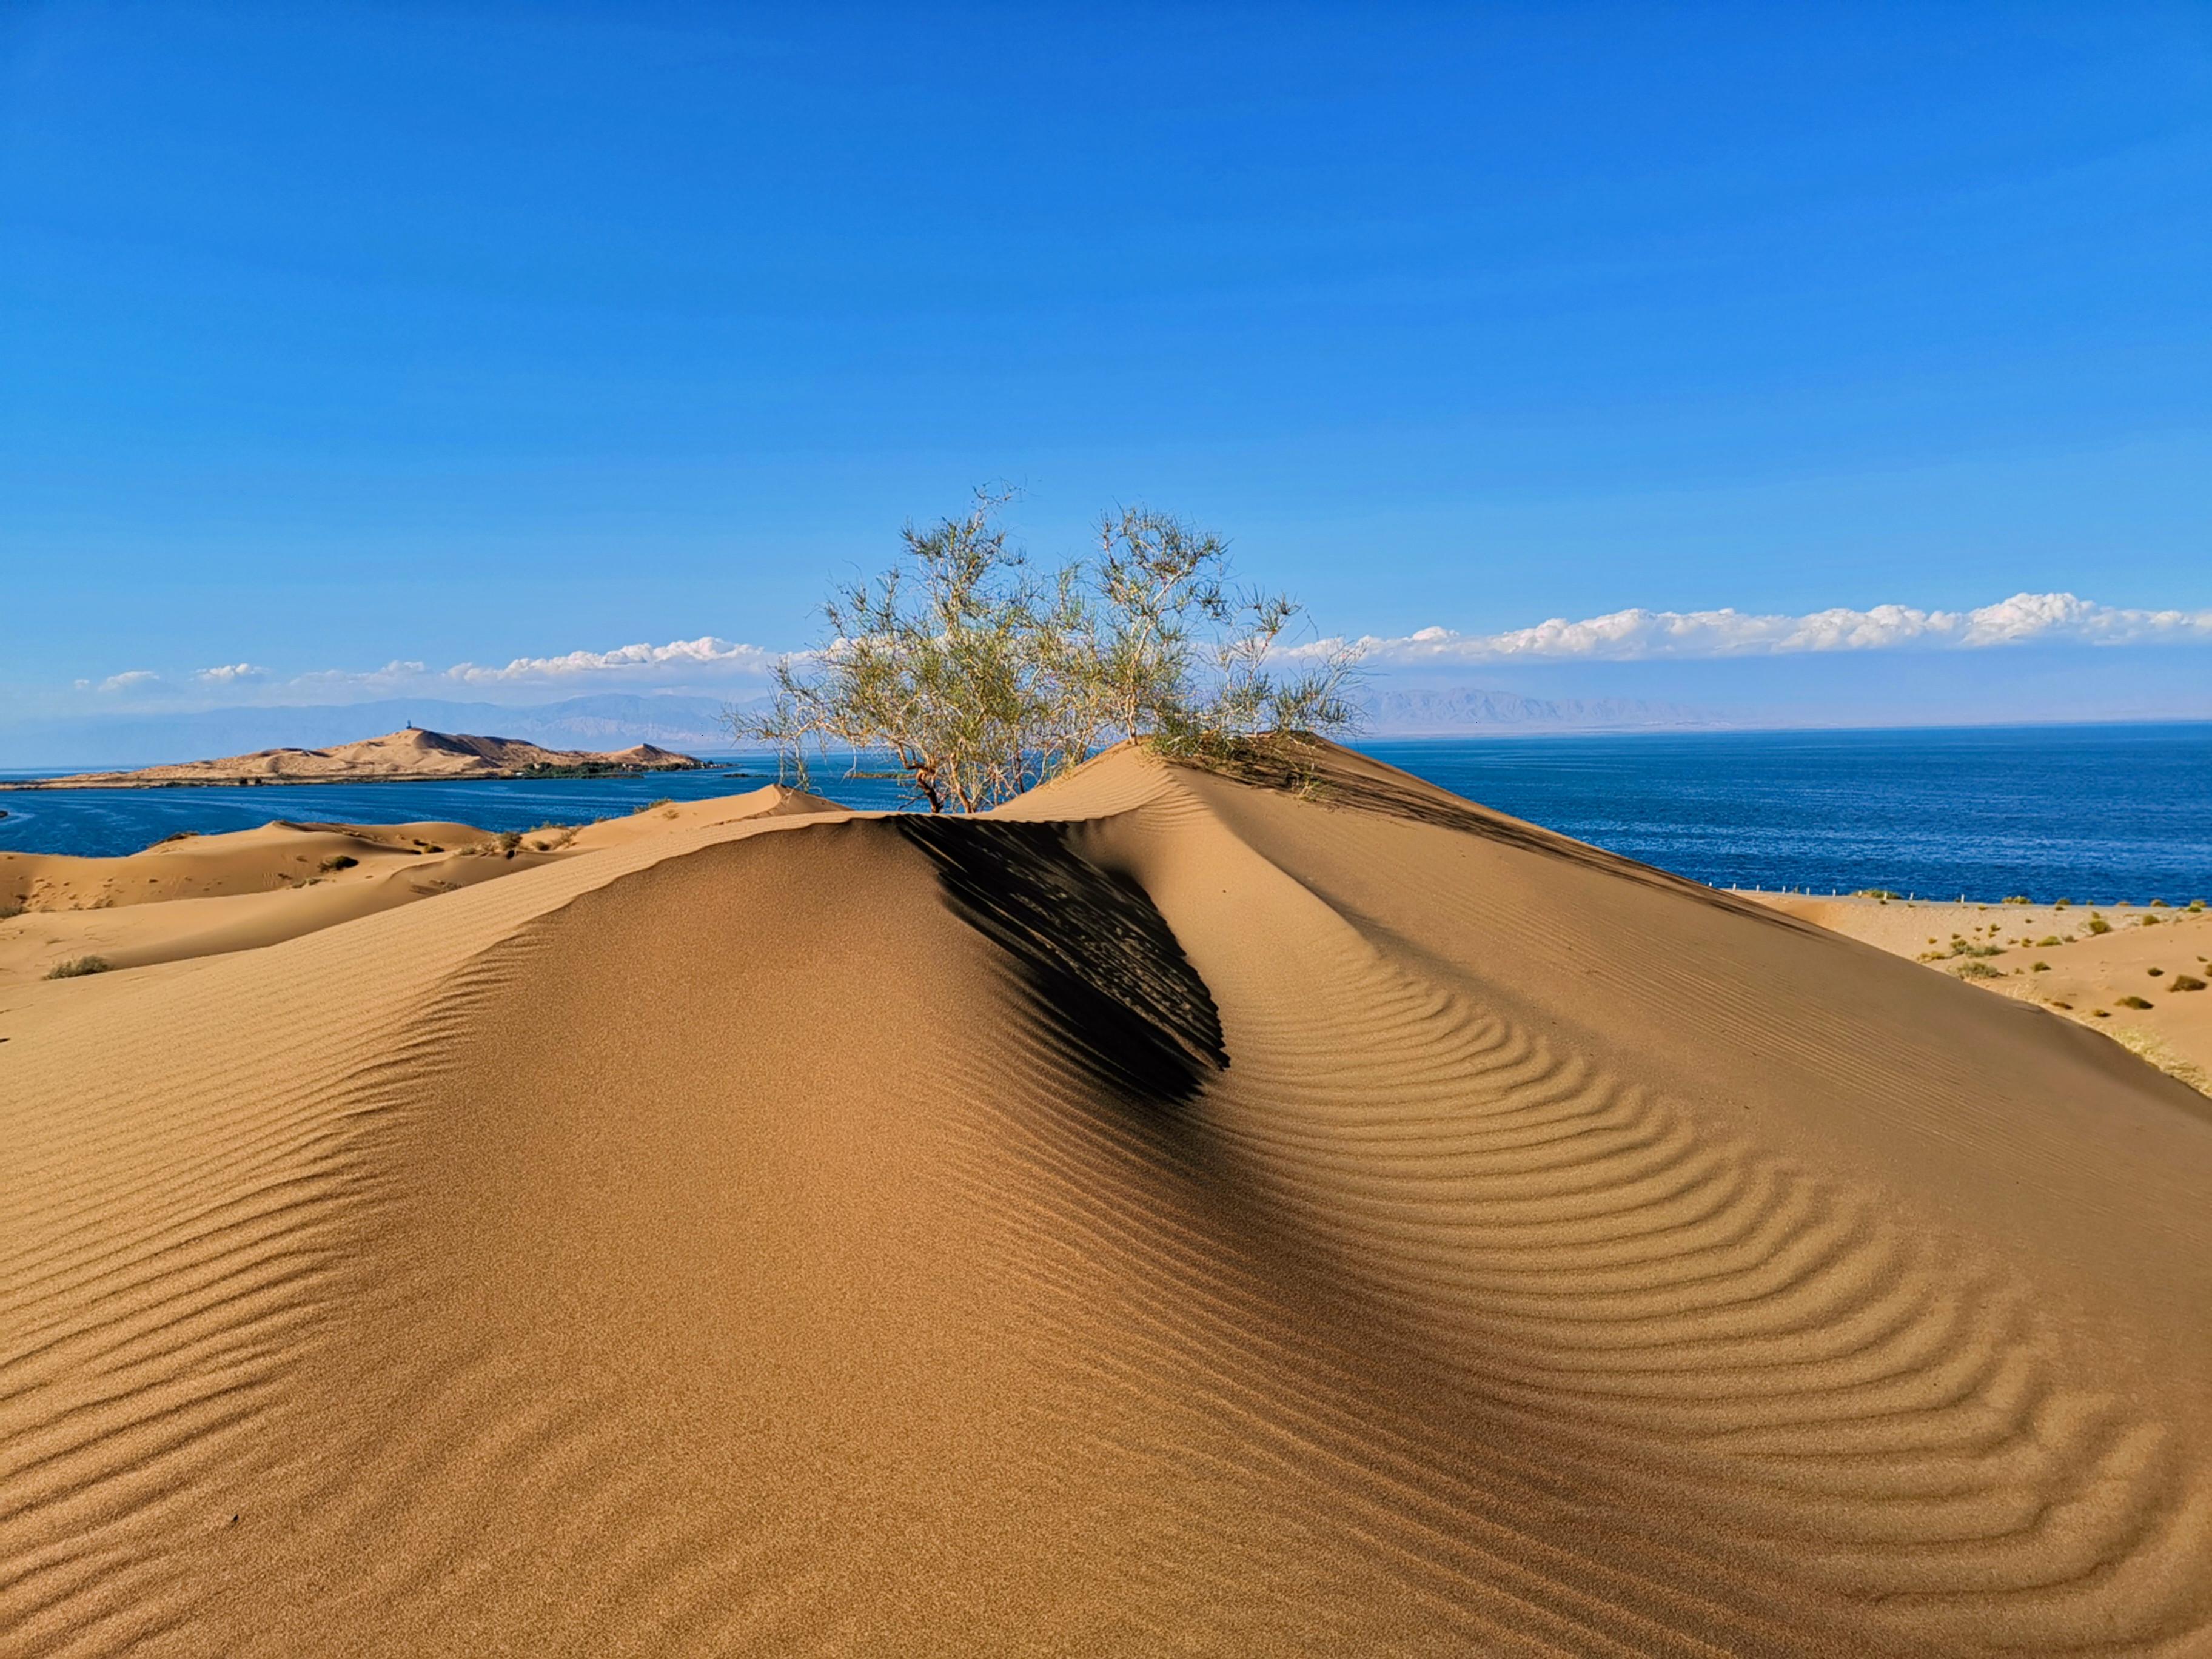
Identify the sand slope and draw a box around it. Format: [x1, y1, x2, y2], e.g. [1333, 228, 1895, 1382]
[0, 791, 839, 988]
[5, 741, 2210, 1654]
[1749, 891, 2212, 1094]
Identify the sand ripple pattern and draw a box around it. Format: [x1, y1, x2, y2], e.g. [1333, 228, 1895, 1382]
[7, 754, 2212, 1655]
[980, 784, 2212, 1652]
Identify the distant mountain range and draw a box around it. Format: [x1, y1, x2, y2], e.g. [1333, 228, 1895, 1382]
[1356, 685, 1702, 735]
[0, 684, 1698, 771]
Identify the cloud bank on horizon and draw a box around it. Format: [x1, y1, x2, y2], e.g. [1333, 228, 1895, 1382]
[1311, 592, 2212, 666]
[63, 592, 2212, 706]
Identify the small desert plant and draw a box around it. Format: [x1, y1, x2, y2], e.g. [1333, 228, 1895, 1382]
[2173, 974, 2207, 992]
[2148, 967, 2165, 977]
[2031, 961, 2051, 971]
[2054, 897, 2072, 908]
[2035, 936, 2061, 947]
[496, 830, 524, 859]
[733, 491, 1360, 811]
[2116, 995, 2153, 1010]
[2141, 914, 2162, 927]
[2002, 894, 2029, 905]
[1956, 961, 2003, 980]
[2189, 899, 2205, 912]
[2086, 915, 2112, 935]
[318, 854, 359, 873]
[2150, 898, 2169, 908]
[634, 799, 675, 814]
[44, 956, 112, 980]
[0, 902, 25, 920]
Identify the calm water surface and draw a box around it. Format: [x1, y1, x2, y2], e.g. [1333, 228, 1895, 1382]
[1359, 725, 2211, 905]
[3, 725, 2207, 904]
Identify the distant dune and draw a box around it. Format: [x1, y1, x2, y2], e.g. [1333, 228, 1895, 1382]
[1, 726, 703, 789]
[5, 739, 2211, 1652]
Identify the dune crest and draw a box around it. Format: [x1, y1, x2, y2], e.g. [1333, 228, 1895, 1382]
[5, 741, 2210, 1654]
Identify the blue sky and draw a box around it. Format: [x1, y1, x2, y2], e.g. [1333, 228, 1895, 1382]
[2, 1, 2208, 731]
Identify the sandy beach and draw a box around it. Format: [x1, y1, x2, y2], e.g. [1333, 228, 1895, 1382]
[5, 740, 2211, 1654]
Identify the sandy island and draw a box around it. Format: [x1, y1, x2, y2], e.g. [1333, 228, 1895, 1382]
[0, 726, 703, 789]
[5, 739, 2211, 1654]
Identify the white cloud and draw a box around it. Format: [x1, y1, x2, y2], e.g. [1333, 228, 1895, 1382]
[1312, 592, 2212, 665]
[71, 593, 2210, 708]
[441, 636, 777, 685]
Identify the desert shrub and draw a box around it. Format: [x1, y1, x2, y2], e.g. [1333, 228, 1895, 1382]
[318, 854, 359, 873]
[44, 956, 112, 980]
[2190, 899, 2205, 912]
[2087, 915, 2112, 935]
[2116, 995, 2153, 1010]
[2150, 897, 2170, 908]
[732, 491, 1360, 811]
[0, 902, 24, 920]
[2148, 967, 2166, 977]
[2002, 894, 2029, 905]
[2035, 936, 2060, 947]
[2032, 962, 2051, 972]
[2053, 897, 2071, 908]
[2174, 974, 2207, 992]
[1956, 961, 2003, 980]
[496, 830, 523, 859]
[1934, 939, 2002, 959]
[2141, 914, 2162, 927]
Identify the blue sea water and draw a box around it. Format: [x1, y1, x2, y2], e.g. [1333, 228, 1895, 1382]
[2, 724, 2207, 905]
[1358, 725, 2211, 905]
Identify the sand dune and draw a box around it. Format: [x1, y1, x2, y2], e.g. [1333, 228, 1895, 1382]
[5, 740, 2211, 1654]
[4, 727, 702, 789]
[0, 791, 839, 988]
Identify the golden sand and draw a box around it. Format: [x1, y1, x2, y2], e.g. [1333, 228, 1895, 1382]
[5, 742, 2210, 1654]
